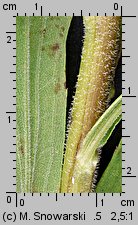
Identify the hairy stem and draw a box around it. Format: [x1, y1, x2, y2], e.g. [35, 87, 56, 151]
[61, 16, 122, 193]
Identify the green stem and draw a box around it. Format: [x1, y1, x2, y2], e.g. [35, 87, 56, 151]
[61, 16, 122, 192]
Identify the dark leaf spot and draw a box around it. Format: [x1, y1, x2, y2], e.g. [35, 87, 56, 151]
[54, 82, 61, 94]
[32, 185, 38, 193]
[41, 28, 46, 35]
[29, 32, 32, 38]
[59, 32, 64, 37]
[49, 16, 55, 20]
[51, 43, 60, 53]
[55, 24, 60, 29]
[64, 81, 67, 89]
[42, 29, 46, 35]
[61, 26, 65, 32]
[20, 140, 25, 155]
[41, 46, 45, 51]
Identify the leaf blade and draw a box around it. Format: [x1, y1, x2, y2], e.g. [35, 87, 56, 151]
[96, 139, 122, 193]
[16, 16, 71, 192]
[69, 95, 122, 192]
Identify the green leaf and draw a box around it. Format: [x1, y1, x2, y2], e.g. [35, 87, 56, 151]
[16, 16, 71, 192]
[68, 95, 122, 192]
[96, 139, 122, 193]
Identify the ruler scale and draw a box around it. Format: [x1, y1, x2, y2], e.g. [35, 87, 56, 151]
[0, 0, 137, 224]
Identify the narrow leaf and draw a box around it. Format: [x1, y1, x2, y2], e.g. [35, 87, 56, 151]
[16, 16, 71, 192]
[96, 139, 122, 193]
[68, 95, 122, 192]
